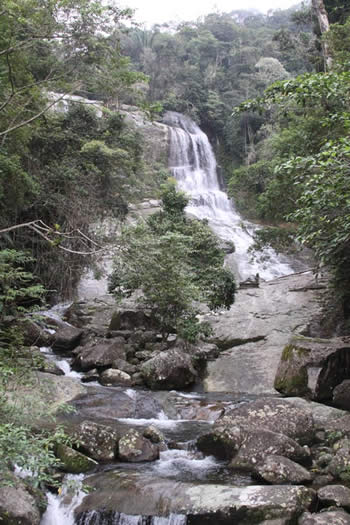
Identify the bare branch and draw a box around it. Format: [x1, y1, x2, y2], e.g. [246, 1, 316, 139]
[0, 85, 81, 138]
[0, 220, 105, 256]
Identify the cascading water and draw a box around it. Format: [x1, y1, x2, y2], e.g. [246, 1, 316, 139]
[163, 111, 293, 281]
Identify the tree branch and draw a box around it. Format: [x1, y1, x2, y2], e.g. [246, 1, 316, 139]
[0, 220, 105, 256]
[0, 85, 81, 138]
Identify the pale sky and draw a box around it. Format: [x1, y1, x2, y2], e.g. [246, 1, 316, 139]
[123, 0, 301, 26]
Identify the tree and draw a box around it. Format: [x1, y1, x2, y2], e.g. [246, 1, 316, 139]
[0, 0, 133, 140]
[109, 181, 236, 341]
[312, 0, 333, 69]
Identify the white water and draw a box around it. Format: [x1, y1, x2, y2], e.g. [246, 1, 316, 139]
[41, 475, 86, 525]
[153, 449, 219, 480]
[164, 111, 293, 281]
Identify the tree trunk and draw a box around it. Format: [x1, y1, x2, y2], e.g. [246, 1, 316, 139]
[312, 0, 333, 70]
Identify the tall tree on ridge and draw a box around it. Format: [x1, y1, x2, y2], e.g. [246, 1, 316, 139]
[312, 0, 332, 69]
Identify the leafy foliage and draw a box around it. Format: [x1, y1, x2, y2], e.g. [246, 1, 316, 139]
[230, 13, 350, 314]
[0, 249, 73, 489]
[109, 181, 236, 341]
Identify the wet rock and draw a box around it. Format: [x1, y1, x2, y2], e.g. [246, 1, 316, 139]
[27, 347, 64, 376]
[81, 368, 100, 383]
[223, 397, 315, 445]
[56, 443, 98, 473]
[75, 420, 119, 462]
[73, 340, 126, 371]
[333, 381, 350, 410]
[256, 455, 312, 485]
[118, 429, 159, 462]
[143, 425, 165, 444]
[75, 470, 315, 523]
[141, 348, 197, 390]
[0, 475, 42, 525]
[318, 485, 350, 510]
[274, 335, 350, 400]
[52, 324, 83, 352]
[299, 510, 350, 524]
[99, 368, 132, 387]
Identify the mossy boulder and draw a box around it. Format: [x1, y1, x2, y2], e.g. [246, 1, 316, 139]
[274, 335, 350, 401]
[56, 443, 98, 473]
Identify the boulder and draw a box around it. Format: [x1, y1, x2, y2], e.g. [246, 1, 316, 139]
[81, 368, 100, 383]
[299, 510, 350, 524]
[118, 429, 159, 462]
[223, 398, 315, 445]
[52, 325, 83, 352]
[112, 359, 137, 375]
[230, 428, 311, 471]
[318, 485, 350, 510]
[75, 420, 119, 462]
[72, 340, 126, 371]
[109, 310, 155, 331]
[256, 455, 312, 485]
[326, 439, 350, 481]
[333, 381, 350, 410]
[143, 426, 166, 444]
[141, 348, 197, 390]
[0, 476, 42, 525]
[56, 443, 98, 473]
[274, 335, 350, 400]
[18, 318, 53, 347]
[197, 423, 311, 471]
[64, 296, 115, 333]
[99, 368, 132, 387]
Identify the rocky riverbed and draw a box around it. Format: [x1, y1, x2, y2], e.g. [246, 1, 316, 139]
[3, 271, 350, 525]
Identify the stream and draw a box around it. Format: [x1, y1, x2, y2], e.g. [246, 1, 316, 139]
[40, 113, 299, 524]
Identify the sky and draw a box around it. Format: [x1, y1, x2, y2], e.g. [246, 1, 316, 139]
[122, 0, 300, 26]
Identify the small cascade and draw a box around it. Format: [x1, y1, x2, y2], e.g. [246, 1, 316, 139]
[76, 512, 187, 525]
[163, 111, 293, 281]
[41, 475, 86, 525]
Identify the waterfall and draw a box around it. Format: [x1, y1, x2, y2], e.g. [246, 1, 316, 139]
[163, 111, 293, 281]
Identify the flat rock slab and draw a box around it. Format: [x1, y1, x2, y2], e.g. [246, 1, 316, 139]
[75, 470, 315, 523]
[204, 272, 325, 394]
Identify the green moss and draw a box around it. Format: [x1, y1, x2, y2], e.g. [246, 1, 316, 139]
[281, 344, 310, 362]
[56, 444, 97, 474]
[274, 367, 308, 395]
